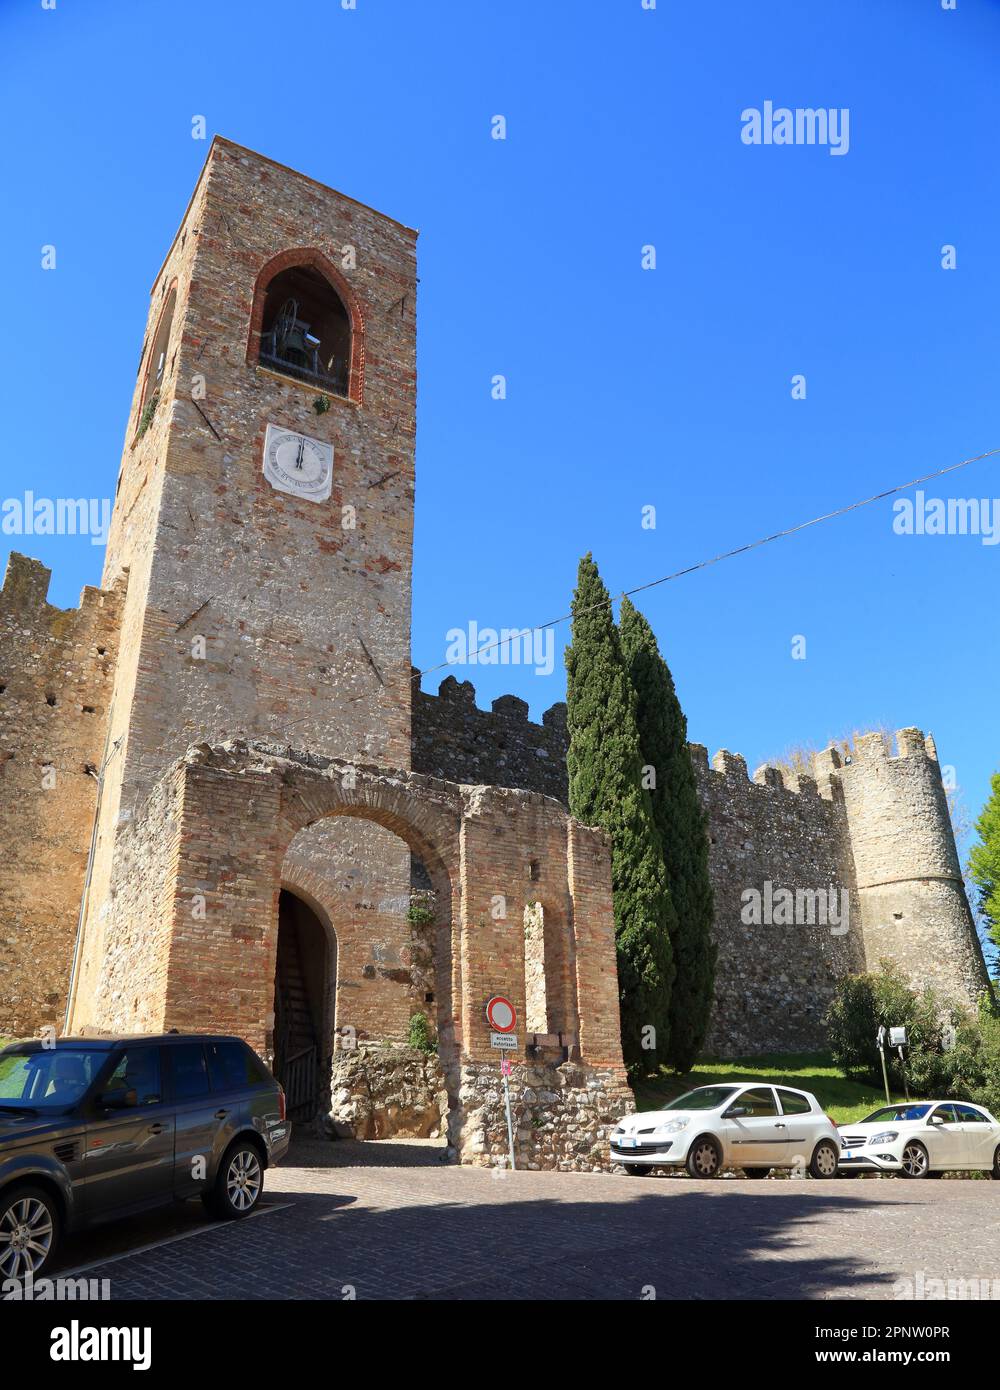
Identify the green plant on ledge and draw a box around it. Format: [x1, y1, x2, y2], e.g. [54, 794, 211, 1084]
[313, 394, 331, 415]
[136, 389, 160, 440]
[407, 1011, 437, 1055]
[407, 903, 435, 926]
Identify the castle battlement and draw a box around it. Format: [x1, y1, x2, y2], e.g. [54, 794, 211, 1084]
[2, 551, 127, 627]
[411, 672, 568, 803]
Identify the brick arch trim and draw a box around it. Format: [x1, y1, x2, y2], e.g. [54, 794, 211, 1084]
[275, 764, 462, 895]
[136, 277, 179, 423]
[246, 246, 366, 404]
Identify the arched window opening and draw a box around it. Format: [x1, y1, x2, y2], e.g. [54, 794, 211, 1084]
[140, 286, 176, 412]
[258, 264, 351, 396]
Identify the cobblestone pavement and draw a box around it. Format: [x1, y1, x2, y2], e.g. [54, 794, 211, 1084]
[53, 1139, 1000, 1300]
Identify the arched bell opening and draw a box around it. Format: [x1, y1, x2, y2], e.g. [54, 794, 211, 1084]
[257, 264, 351, 396]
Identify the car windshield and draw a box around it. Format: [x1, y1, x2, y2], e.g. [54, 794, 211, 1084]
[664, 1086, 739, 1112]
[0, 1047, 106, 1111]
[861, 1103, 931, 1124]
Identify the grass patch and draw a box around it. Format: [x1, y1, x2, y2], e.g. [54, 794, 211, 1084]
[635, 1052, 891, 1124]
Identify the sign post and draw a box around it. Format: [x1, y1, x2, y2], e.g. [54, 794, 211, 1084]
[889, 1025, 909, 1100]
[486, 996, 518, 1171]
[876, 1025, 891, 1104]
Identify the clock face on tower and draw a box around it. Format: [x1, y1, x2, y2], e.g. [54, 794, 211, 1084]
[262, 422, 334, 502]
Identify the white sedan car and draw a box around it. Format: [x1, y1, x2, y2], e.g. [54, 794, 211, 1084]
[610, 1082, 842, 1178]
[838, 1100, 1000, 1178]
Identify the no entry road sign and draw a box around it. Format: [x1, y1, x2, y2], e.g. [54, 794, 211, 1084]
[485, 995, 516, 1032]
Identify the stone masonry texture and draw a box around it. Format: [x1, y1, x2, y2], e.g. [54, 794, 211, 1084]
[0, 141, 990, 1169]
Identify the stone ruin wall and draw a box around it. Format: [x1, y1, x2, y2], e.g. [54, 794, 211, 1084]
[0, 554, 126, 1037]
[411, 678, 990, 1057]
[689, 745, 863, 1054]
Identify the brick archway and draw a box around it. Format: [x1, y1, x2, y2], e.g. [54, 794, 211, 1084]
[86, 739, 630, 1165]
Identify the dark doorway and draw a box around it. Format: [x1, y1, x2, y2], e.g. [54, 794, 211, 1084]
[273, 890, 333, 1123]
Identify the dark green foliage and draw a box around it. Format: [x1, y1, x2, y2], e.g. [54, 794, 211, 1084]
[565, 555, 675, 1068]
[407, 1012, 437, 1054]
[969, 771, 1000, 963]
[619, 597, 716, 1072]
[826, 962, 1000, 1116]
[136, 389, 159, 439]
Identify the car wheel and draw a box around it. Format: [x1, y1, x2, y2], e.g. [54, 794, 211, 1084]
[992, 1145, 1000, 1180]
[0, 1184, 60, 1280]
[743, 1167, 771, 1178]
[809, 1140, 840, 1179]
[685, 1135, 722, 1178]
[623, 1164, 644, 1177]
[899, 1141, 930, 1178]
[205, 1140, 264, 1219]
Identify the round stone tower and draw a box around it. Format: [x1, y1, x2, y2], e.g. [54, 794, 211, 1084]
[837, 728, 990, 1007]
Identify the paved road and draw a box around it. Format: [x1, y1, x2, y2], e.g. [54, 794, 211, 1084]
[53, 1139, 1000, 1300]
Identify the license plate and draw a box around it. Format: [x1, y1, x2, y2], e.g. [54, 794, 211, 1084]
[622, 1137, 637, 1149]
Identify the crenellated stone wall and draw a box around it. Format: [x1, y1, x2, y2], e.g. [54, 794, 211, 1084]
[0, 554, 126, 1035]
[410, 677, 990, 1054]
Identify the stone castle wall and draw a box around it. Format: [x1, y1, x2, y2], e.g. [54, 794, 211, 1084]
[0, 555, 125, 1035]
[411, 672, 568, 800]
[409, 678, 990, 1053]
[689, 745, 864, 1054]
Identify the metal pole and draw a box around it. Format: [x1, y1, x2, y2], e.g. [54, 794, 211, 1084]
[897, 1046, 910, 1100]
[877, 1036, 891, 1105]
[502, 1063, 516, 1171]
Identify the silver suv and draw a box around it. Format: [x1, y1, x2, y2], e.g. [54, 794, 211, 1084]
[0, 1033, 290, 1279]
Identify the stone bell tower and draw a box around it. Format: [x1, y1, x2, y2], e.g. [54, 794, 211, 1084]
[67, 138, 418, 1034]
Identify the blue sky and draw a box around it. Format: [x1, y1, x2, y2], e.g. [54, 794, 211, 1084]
[2, 0, 999, 882]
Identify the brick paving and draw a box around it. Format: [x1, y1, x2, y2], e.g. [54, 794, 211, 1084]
[54, 1139, 1000, 1300]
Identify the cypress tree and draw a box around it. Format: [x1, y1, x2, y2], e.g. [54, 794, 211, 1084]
[970, 771, 1000, 965]
[619, 598, 717, 1071]
[564, 555, 675, 1068]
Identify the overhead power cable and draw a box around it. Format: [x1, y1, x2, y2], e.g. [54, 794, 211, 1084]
[414, 443, 1000, 681]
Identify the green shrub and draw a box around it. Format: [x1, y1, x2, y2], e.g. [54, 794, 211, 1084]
[825, 960, 948, 1082]
[136, 389, 160, 439]
[827, 962, 1000, 1114]
[407, 1011, 436, 1054]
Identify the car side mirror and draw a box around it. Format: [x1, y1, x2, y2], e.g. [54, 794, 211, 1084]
[928, 1115, 943, 1126]
[99, 1087, 138, 1111]
[725, 1104, 749, 1118]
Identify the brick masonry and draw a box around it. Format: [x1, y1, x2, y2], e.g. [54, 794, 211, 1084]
[0, 138, 989, 1157]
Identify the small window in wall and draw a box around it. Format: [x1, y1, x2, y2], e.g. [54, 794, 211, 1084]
[258, 265, 351, 396]
[140, 286, 177, 413]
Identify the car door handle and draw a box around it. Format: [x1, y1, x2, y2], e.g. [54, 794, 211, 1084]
[775, 1123, 786, 1129]
[149, 1123, 165, 1134]
[215, 1109, 229, 1120]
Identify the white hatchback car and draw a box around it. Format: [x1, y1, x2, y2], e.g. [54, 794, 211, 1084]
[611, 1082, 842, 1178]
[838, 1100, 1000, 1178]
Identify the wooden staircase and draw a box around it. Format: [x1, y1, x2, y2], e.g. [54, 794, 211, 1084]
[274, 923, 320, 1121]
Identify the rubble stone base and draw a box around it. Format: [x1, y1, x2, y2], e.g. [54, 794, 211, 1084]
[328, 1045, 449, 1140]
[454, 1059, 634, 1172]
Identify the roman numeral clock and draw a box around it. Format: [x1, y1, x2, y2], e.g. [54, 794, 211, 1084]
[262, 421, 333, 502]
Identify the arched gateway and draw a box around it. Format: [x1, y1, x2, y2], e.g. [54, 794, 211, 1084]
[83, 739, 630, 1169]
